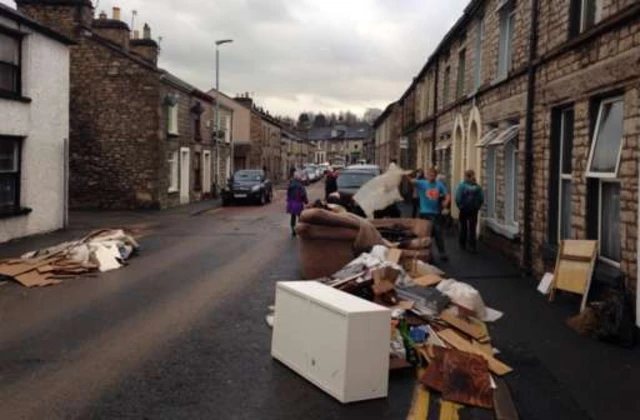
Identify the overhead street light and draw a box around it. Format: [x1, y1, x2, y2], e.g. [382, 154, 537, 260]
[214, 39, 233, 197]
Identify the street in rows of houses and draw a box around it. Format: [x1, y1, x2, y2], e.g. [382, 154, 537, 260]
[0, 0, 639, 419]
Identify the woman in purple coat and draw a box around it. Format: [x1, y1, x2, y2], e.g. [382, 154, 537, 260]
[287, 171, 308, 237]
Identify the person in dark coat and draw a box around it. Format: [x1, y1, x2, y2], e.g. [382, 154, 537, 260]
[455, 169, 484, 252]
[324, 167, 338, 200]
[286, 171, 308, 237]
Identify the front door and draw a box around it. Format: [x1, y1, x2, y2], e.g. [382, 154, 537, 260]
[203, 150, 212, 194]
[180, 147, 190, 204]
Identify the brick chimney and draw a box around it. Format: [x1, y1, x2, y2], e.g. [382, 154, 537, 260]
[130, 23, 159, 66]
[16, 0, 94, 40]
[92, 6, 131, 49]
[235, 93, 254, 108]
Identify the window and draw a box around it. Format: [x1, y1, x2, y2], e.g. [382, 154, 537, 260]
[569, 0, 600, 36]
[587, 97, 624, 178]
[504, 139, 518, 226]
[443, 66, 451, 105]
[486, 146, 496, 218]
[0, 137, 21, 210]
[167, 104, 179, 136]
[587, 96, 624, 263]
[474, 19, 484, 91]
[497, 1, 515, 79]
[194, 114, 201, 141]
[194, 151, 201, 191]
[457, 48, 466, 99]
[549, 107, 575, 244]
[168, 151, 178, 192]
[0, 31, 20, 96]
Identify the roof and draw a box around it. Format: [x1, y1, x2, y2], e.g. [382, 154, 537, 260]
[0, 3, 75, 45]
[306, 124, 372, 141]
[16, 0, 91, 5]
[373, 102, 397, 128]
[93, 19, 129, 30]
[131, 38, 159, 48]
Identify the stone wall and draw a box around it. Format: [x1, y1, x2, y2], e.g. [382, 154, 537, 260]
[17, 1, 93, 41]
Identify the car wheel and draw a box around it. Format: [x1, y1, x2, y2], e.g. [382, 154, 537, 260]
[266, 190, 273, 203]
[258, 192, 266, 206]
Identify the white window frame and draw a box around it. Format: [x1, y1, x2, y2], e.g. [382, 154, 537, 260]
[473, 18, 484, 92]
[586, 96, 624, 179]
[580, 0, 602, 33]
[504, 139, 518, 227]
[597, 179, 621, 267]
[497, 3, 515, 80]
[168, 150, 179, 192]
[168, 104, 179, 136]
[558, 108, 573, 242]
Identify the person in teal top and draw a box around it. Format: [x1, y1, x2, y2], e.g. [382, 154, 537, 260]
[455, 169, 484, 252]
[410, 167, 451, 261]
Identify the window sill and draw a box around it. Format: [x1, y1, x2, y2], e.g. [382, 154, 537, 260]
[491, 75, 508, 86]
[484, 217, 519, 240]
[168, 132, 180, 138]
[0, 207, 32, 220]
[0, 91, 32, 103]
[168, 188, 179, 194]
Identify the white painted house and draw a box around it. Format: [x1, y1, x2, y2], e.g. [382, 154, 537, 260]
[0, 5, 71, 242]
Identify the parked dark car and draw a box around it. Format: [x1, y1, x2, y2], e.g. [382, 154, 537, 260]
[333, 165, 400, 218]
[222, 169, 273, 206]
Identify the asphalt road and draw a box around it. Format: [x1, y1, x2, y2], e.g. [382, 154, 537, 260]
[0, 183, 414, 420]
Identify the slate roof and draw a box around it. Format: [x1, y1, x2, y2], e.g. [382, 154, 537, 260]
[306, 124, 372, 141]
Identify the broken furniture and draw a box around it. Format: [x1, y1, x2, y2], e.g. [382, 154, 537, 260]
[271, 281, 391, 403]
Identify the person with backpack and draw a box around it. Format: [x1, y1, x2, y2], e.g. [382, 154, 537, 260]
[455, 169, 484, 252]
[287, 171, 308, 237]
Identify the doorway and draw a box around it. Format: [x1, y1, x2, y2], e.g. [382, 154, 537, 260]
[203, 150, 212, 194]
[180, 147, 190, 204]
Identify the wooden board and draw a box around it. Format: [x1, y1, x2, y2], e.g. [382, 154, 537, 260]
[493, 377, 520, 420]
[14, 271, 63, 288]
[407, 368, 431, 420]
[472, 340, 494, 357]
[440, 311, 489, 341]
[441, 348, 493, 409]
[419, 346, 447, 392]
[437, 329, 512, 376]
[550, 240, 598, 311]
[413, 274, 442, 287]
[387, 248, 403, 264]
[439, 401, 462, 420]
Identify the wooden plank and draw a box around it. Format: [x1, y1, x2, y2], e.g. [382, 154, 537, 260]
[493, 378, 520, 420]
[550, 240, 598, 312]
[419, 346, 447, 392]
[472, 340, 494, 357]
[437, 329, 512, 376]
[387, 248, 403, 264]
[440, 311, 488, 341]
[414, 274, 442, 287]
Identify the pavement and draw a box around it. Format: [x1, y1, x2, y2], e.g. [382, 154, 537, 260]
[0, 188, 638, 419]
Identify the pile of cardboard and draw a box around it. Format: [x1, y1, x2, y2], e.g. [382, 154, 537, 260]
[322, 246, 515, 415]
[0, 229, 140, 288]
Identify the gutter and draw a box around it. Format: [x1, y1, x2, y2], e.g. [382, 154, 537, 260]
[523, 0, 541, 275]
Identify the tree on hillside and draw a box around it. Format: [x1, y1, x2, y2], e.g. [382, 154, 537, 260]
[363, 108, 383, 125]
[313, 113, 328, 127]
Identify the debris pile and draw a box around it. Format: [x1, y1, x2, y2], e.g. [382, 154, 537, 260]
[0, 229, 140, 288]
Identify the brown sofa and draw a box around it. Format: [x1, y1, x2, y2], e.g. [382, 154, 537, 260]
[296, 209, 433, 279]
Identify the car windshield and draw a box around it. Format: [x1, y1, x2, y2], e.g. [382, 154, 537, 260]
[337, 172, 376, 189]
[234, 171, 262, 182]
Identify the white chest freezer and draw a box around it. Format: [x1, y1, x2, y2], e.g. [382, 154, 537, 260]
[271, 281, 391, 403]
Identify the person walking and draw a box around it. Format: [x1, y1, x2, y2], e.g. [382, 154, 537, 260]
[411, 169, 424, 218]
[324, 167, 338, 200]
[286, 171, 308, 237]
[455, 169, 484, 252]
[409, 167, 451, 261]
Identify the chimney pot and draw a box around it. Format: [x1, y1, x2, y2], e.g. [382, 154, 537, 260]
[112, 6, 121, 21]
[133, 30, 140, 39]
[143, 23, 151, 39]
[99, 11, 107, 19]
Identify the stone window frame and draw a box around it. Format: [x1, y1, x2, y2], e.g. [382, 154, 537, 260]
[168, 150, 179, 193]
[0, 28, 22, 98]
[586, 95, 624, 266]
[496, 0, 515, 82]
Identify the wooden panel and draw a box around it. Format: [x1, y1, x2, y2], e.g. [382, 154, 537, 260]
[440, 311, 489, 341]
[419, 346, 447, 392]
[437, 329, 512, 376]
[550, 240, 598, 311]
[407, 368, 430, 420]
[439, 400, 462, 420]
[441, 349, 493, 409]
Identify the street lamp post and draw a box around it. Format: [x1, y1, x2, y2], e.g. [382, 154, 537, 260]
[214, 39, 233, 197]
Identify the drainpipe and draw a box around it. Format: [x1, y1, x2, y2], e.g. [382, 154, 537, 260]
[431, 60, 440, 167]
[523, 0, 541, 275]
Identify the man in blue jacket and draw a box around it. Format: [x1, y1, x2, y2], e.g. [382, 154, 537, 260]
[409, 167, 451, 261]
[455, 169, 484, 252]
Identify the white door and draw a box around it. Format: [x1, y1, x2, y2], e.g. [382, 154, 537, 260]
[203, 151, 212, 194]
[180, 147, 190, 204]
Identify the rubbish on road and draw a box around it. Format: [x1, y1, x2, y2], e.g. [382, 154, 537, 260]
[396, 286, 450, 317]
[353, 163, 407, 218]
[549, 240, 598, 312]
[271, 281, 391, 403]
[537, 272, 554, 295]
[0, 229, 140, 288]
[439, 308, 490, 341]
[437, 329, 513, 376]
[437, 279, 503, 322]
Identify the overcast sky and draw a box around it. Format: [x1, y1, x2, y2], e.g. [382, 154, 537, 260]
[3, 0, 468, 118]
